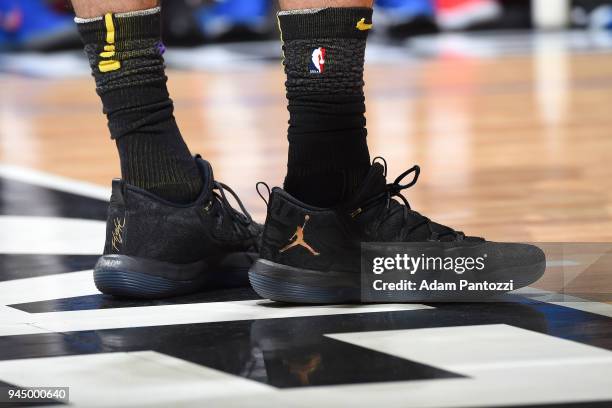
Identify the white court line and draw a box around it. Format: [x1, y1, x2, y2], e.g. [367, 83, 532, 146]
[0, 270, 99, 306]
[0, 268, 432, 336]
[0, 164, 110, 200]
[0, 270, 100, 335]
[2, 325, 611, 407]
[11, 302, 432, 336]
[0, 272, 432, 335]
[0, 216, 106, 255]
[0, 306, 49, 336]
[0, 323, 51, 336]
[0, 351, 273, 407]
[314, 324, 612, 408]
[326, 324, 612, 374]
[1, 165, 611, 320]
[178, 324, 612, 408]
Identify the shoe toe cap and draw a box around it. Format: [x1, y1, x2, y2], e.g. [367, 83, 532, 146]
[484, 242, 546, 287]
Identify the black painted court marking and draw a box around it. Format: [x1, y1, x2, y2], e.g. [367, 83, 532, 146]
[0, 254, 99, 282]
[11, 287, 260, 313]
[0, 166, 611, 407]
[0, 176, 107, 220]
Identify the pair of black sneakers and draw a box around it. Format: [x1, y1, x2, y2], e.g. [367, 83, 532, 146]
[94, 156, 545, 302]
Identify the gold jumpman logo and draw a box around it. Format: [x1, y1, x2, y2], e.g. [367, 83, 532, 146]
[279, 215, 320, 256]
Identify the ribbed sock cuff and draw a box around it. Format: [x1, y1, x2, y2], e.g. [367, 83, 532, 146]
[278, 7, 373, 40]
[76, 6, 167, 140]
[76, 7, 161, 44]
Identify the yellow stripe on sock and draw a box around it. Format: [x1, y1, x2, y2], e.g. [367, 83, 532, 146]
[104, 13, 115, 44]
[98, 13, 120, 72]
[99, 60, 121, 73]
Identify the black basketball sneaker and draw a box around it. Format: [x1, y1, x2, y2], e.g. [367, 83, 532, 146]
[94, 156, 262, 299]
[249, 158, 545, 303]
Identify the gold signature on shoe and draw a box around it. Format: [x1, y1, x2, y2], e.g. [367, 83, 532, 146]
[111, 217, 126, 252]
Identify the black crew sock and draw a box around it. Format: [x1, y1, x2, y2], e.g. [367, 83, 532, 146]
[279, 7, 372, 208]
[76, 7, 202, 204]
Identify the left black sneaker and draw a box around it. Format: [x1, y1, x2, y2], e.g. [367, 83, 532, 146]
[94, 156, 261, 299]
[249, 158, 545, 303]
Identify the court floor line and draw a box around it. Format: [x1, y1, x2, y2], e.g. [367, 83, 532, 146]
[1, 166, 611, 320]
[0, 301, 432, 336]
[0, 351, 274, 407]
[0, 270, 99, 306]
[0, 270, 432, 335]
[0, 164, 109, 201]
[0, 216, 106, 255]
[515, 287, 612, 318]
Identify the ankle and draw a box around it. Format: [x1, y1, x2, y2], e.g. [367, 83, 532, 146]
[284, 166, 368, 207]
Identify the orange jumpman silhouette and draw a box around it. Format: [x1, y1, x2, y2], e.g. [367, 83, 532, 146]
[279, 215, 320, 256]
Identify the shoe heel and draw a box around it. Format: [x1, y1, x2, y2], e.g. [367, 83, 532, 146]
[94, 255, 207, 299]
[248, 259, 358, 304]
[94, 269, 198, 299]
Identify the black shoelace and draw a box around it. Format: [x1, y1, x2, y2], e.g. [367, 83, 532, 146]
[353, 157, 463, 241]
[211, 181, 257, 238]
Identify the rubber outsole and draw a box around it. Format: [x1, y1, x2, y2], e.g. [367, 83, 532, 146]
[94, 252, 256, 299]
[248, 257, 547, 304]
[248, 259, 360, 304]
[248, 271, 360, 304]
[94, 268, 208, 299]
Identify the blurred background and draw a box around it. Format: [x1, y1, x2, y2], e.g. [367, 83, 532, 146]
[0, 0, 612, 50]
[1, 0, 612, 79]
[1, 0, 612, 77]
[0, 1, 611, 54]
[1, 0, 612, 242]
[1, 4, 612, 405]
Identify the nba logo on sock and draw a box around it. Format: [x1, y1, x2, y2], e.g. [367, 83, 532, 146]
[309, 47, 326, 74]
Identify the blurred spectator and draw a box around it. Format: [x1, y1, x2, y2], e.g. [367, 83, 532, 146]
[0, 0, 77, 51]
[375, 0, 439, 38]
[161, 0, 207, 45]
[571, 0, 612, 29]
[590, 5, 612, 29]
[435, 0, 501, 30]
[3, 0, 609, 52]
[195, 0, 272, 41]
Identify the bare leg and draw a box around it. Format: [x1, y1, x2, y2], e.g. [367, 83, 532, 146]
[71, 0, 158, 18]
[279, 0, 373, 10]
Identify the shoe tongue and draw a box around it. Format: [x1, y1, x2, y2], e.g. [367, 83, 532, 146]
[346, 162, 387, 209]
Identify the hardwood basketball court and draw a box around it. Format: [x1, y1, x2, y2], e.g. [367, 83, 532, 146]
[0, 31, 611, 407]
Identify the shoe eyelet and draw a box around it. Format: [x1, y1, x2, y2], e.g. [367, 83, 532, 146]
[202, 200, 213, 213]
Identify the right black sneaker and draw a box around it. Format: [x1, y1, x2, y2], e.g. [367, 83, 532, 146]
[249, 158, 545, 304]
[94, 156, 261, 299]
